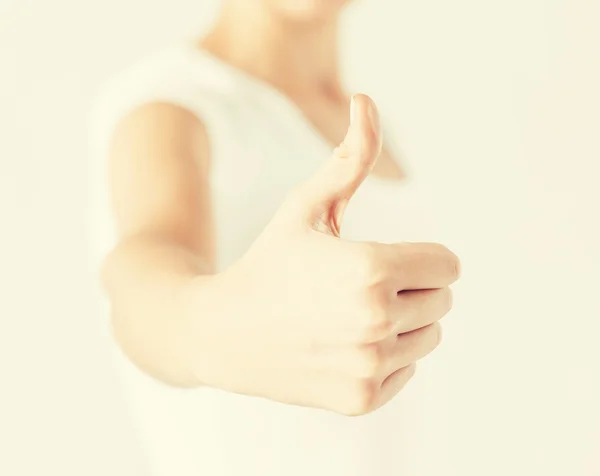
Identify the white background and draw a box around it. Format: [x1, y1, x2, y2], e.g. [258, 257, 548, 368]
[1, 0, 599, 475]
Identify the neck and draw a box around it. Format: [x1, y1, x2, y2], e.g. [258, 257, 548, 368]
[200, 1, 344, 98]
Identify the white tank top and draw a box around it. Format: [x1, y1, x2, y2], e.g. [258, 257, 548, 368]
[89, 43, 447, 476]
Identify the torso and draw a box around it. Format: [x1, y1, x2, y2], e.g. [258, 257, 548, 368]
[270, 90, 405, 180]
[90, 42, 443, 476]
[199, 40, 406, 182]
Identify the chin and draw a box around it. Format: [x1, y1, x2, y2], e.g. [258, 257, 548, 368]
[266, 0, 352, 24]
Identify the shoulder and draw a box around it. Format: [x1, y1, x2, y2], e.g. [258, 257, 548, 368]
[90, 43, 234, 142]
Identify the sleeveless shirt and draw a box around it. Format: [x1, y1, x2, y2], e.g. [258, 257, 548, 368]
[89, 42, 447, 476]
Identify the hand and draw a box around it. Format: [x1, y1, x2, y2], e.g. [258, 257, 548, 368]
[185, 94, 460, 416]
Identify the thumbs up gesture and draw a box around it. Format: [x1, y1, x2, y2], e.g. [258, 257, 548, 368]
[186, 95, 460, 415]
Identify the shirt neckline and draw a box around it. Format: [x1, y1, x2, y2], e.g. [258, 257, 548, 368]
[181, 42, 412, 190]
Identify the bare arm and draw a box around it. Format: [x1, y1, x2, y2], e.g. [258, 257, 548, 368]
[101, 102, 216, 387]
[100, 95, 459, 414]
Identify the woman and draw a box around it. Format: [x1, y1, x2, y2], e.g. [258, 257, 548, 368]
[90, 0, 460, 474]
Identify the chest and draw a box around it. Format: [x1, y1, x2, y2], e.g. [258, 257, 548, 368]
[297, 95, 350, 148]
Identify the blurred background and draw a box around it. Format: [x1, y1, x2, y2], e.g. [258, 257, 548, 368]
[1, 0, 599, 475]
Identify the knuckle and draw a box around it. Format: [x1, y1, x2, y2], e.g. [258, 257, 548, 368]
[338, 378, 379, 417]
[365, 279, 393, 309]
[356, 307, 394, 343]
[350, 246, 396, 342]
[409, 322, 443, 356]
[354, 343, 386, 377]
[353, 242, 386, 286]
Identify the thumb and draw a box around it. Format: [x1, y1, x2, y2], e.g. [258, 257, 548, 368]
[300, 94, 383, 234]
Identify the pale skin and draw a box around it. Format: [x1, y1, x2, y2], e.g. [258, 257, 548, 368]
[102, 0, 461, 416]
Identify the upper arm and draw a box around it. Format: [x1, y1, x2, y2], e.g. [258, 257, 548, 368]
[107, 102, 216, 270]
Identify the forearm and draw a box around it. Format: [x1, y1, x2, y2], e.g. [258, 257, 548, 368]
[101, 232, 216, 387]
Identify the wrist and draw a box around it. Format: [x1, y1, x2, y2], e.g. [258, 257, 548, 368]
[174, 269, 238, 388]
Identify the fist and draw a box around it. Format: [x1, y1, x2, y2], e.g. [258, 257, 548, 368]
[186, 94, 460, 416]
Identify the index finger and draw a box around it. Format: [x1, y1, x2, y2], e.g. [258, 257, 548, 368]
[378, 242, 461, 291]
